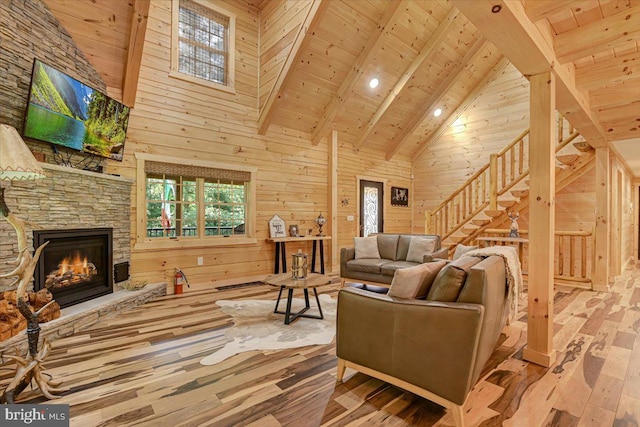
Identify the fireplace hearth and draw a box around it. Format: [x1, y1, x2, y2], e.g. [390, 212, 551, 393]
[34, 228, 113, 308]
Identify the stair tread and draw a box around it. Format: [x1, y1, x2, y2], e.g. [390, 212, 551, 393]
[462, 225, 479, 235]
[498, 200, 518, 208]
[557, 154, 580, 165]
[485, 209, 503, 218]
[573, 141, 593, 152]
[511, 189, 529, 198]
[472, 218, 491, 226]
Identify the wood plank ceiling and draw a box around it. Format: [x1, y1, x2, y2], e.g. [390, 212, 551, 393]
[47, 0, 640, 162]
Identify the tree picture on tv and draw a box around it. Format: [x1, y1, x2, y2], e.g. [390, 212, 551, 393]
[23, 59, 129, 161]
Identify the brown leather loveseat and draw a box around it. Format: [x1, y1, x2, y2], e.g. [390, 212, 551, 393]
[336, 255, 509, 427]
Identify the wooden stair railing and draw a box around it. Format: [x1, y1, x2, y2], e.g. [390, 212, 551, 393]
[425, 114, 581, 241]
[461, 148, 595, 248]
[482, 228, 593, 287]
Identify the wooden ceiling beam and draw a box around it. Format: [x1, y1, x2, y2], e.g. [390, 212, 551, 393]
[122, 0, 150, 107]
[385, 37, 487, 161]
[412, 57, 509, 160]
[258, 0, 327, 135]
[352, 7, 460, 150]
[575, 51, 640, 91]
[310, 0, 407, 146]
[523, 0, 584, 22]
[451, 0, 607, 147]
[555, 5, 640, 64]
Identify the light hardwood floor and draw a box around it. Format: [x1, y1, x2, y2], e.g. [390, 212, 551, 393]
[1, 265, 639, 426]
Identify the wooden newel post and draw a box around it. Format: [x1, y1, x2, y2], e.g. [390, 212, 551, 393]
[425, 210, 433, 234]
[489, 154, 498, 210]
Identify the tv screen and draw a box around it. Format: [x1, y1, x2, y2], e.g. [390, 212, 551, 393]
[23, 59, 129, 161]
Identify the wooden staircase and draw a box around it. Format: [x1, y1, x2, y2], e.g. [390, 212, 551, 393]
[425, 115, 596, 252]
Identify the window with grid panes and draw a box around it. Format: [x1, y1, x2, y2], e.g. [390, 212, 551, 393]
[173, 0, 234, 88]
[144, 160, 250, 240]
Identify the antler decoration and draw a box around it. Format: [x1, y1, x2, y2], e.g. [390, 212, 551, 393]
[0, 187, 66, 403]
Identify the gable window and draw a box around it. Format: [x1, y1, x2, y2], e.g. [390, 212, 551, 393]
[170, 0, 236, 92]
[135, 154, 256, 249]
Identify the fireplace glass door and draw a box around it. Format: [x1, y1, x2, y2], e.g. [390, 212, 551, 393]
[34, 228, 113, 308]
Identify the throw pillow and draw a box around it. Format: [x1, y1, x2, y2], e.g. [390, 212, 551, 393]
[354, 236, 381, 259]
[427, 256, 482, 302]
[406, 237, 437, 263]
[388, 260, 447, 299]
[452, 244, 478, 260]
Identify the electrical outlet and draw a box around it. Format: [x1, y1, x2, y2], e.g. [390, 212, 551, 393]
[197, 256, 203, 266]
[347, 215, 354, 221]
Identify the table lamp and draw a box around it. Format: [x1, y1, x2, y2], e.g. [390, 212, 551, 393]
[0, 124, 63, 402]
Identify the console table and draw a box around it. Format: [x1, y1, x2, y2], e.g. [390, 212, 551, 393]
[266, 236, 331, 274]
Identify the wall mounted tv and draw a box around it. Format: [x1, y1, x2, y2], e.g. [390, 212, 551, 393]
[23, 59, 129, 161]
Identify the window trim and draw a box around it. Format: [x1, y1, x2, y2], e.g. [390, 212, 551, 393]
[134, 152, 256, 251]
[170, 0, 236, 94]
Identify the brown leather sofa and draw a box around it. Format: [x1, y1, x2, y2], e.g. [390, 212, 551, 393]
[336, 255, 509, 427]
[340, 233, 448, 286]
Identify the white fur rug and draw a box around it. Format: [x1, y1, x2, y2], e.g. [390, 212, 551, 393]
[200, 294, 337, 366]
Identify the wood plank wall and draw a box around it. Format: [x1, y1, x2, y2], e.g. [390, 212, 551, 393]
[108, 0, 412, 287]
[556, 170, 596, 232]
[43, 0, 132, 100]
[259, 0, 310, 111]
[109, 0, 332, 288]
[335, 141, 413, 252]
[413, 63, 530, 216]
[615, 159, 634, 271]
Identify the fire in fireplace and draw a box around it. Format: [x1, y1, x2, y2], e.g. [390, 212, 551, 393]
[45, 252, 98, 289]
[33, 228, 113, 308]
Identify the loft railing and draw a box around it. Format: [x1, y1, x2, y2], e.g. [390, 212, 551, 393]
[480, 228, 593, 286]
[425, 114, 579, 240]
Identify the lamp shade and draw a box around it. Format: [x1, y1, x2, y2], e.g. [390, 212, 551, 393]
[0, 124, 46, 181]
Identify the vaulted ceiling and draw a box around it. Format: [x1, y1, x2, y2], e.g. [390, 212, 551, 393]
[45, 0, 640, 168]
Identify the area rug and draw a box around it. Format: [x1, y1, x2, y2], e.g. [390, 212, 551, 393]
[200, 294, 337, 365]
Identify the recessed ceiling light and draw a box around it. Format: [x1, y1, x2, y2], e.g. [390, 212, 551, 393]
[369, 78, 379, 89]
[433, 108, 442, 117]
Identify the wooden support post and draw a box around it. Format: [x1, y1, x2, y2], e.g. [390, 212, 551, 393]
[425, 210, 433, 234]
[522, 72, 556, 368]
[489, 154, 498, 210]
[329, 130, 338, 271]
[593, 147, 610, 291]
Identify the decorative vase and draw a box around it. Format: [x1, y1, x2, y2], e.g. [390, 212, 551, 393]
[315, 212, 326, 236]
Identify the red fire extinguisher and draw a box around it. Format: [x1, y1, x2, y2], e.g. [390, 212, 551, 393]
[174, 268, 190, 294]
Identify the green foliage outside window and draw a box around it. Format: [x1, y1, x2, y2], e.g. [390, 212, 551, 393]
[146, 174, 245, 238]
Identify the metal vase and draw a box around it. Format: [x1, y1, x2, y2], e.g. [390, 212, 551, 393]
[291, 253, 308, 279]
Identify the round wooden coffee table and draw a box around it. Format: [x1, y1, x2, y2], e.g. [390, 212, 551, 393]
[264, 273, 331, 325]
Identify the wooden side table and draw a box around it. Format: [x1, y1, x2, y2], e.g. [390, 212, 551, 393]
[264, 273, 331, 325]
[266, 236, 331, 274]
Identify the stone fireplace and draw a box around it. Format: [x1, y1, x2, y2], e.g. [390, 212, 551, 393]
[0, 163, 132, 294]
[34, 228, 113, 308]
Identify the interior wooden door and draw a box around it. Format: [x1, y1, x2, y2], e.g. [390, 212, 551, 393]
[359, 180, 384, 237]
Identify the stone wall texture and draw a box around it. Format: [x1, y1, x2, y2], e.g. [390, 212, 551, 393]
[0, 0, 105, 163]
[0, 0, 132, 292]
[0, 164, 133, 292]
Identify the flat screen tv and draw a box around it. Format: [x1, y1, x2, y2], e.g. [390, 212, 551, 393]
[23, 59, 129, 161]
